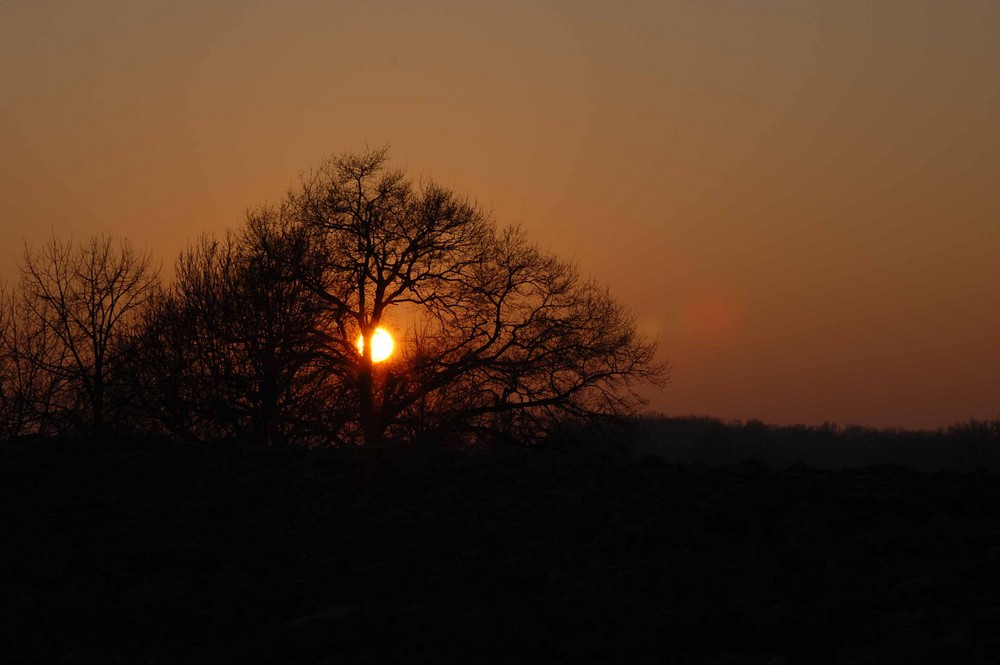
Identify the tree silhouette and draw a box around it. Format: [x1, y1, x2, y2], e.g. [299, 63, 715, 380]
[10, 235, 158, 437]
[285, 147, 666, 445]
[134, 208, 350, 445]
[0, 152, 665, 447]
[0, 283, 63, 438]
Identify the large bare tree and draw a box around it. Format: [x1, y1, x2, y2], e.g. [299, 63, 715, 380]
[14, 235, 159, 437]
[288, 147, 666, 445]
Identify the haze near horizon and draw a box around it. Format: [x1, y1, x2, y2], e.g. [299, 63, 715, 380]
[2, 0, 998, 430]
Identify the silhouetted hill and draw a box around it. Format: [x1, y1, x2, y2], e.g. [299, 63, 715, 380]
[3, 436, 1000, 663]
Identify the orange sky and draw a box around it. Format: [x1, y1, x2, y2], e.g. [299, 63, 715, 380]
[2, 1, 998, 429]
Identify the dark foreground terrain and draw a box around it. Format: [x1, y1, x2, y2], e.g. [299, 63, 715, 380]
[3, 437, 1000, 664]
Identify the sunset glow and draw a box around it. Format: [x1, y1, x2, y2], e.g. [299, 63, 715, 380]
[356, 327, 394, 363]
[3, 2, 999, 429]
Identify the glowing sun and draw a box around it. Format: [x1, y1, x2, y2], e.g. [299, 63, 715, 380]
[356, 327, 394, 363]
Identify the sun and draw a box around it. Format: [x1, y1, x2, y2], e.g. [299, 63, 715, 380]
[356, 327, 394, 363]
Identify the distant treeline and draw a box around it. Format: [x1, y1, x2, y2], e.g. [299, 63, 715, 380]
[619, 414, 1000, 472]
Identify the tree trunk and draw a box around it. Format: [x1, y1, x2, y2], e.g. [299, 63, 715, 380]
[92, 398, 104, 439]
[357, 331, 387, 446]
[92, 373, 104, 440]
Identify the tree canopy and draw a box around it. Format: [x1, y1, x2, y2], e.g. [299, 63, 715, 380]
[284, 147, 666, 445]
[1, 148, 666, 445]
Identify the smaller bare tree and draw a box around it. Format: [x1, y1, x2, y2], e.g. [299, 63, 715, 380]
[0, 283, 63, 438]
[134, 208, 349, 445]
[14, 235, 159, 437]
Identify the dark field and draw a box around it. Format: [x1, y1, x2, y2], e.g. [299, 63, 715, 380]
[3, 436, 1000, 664]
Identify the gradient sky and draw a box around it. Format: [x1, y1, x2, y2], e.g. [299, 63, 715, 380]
[3, 0, 998, 429]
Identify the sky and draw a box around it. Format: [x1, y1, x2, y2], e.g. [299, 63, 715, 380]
[2, 0, 998, 429]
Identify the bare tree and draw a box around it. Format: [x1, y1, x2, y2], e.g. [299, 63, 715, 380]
[0, 283, 63, 438]
[136, 207, 349, 445]
[287, 147, 667, 445]
[14, 235, 159, 437]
